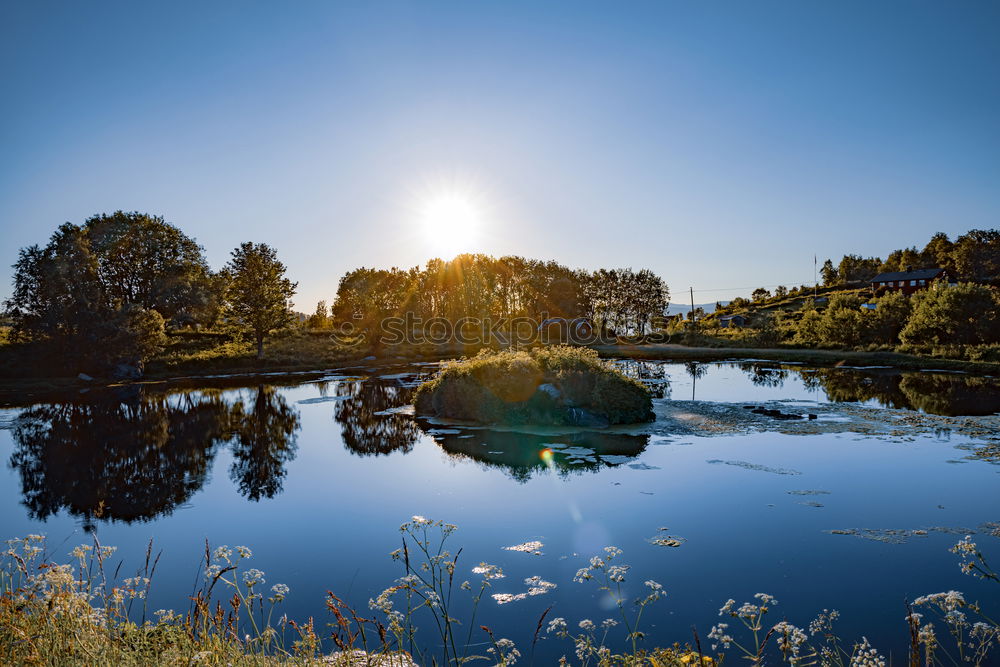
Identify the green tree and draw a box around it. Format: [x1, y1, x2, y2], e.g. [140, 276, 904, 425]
[306, 300, 330, 329]
[866, 290, 912, 346]
[836, 254, 882, 284]
[921, 232, 954, 273]
[900, 282, 1000, 346]
[751, 287, 771, 302]
[5, 213, 212, 373]
[820, 259, 838, 286]
[950, 229, 1000, 280]
[223, 242, 297, 359]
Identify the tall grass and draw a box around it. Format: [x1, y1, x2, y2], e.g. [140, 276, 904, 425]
[2, 522, 997, 666]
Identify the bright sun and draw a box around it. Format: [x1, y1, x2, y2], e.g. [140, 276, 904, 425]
[419, 192, 481, 257]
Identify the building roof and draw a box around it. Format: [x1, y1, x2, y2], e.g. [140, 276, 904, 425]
[870, 268, 944, 283]
[718, 314, 747, 321]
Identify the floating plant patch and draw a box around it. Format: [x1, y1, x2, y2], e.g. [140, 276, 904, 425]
[503, 540, 544, 555]
[648, 528, 686, 547]
[524, 576, 557, 596]
[825, 524, 990, 544]
[707, 459, 802, 475]
[787, 490, 831, 496]
[491, 576, 557, 605]
[296, 395, 351, 404]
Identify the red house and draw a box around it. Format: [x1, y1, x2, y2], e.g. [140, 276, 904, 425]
[869, 268, 946, 295]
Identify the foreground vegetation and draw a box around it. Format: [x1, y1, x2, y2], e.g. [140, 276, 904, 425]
[3, 520, 998, 666]
[414, 346, 653, 426]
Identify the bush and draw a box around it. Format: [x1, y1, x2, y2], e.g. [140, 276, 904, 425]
[900, 282, 1000, 347]
[414, 345, 653, 426]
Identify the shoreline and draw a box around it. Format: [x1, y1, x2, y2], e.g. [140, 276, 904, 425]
[1, 343, 997, 406]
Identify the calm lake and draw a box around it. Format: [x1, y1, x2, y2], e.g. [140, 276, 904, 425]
[2, 359, 998, 661]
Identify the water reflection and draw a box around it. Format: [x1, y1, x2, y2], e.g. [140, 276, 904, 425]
[334, 378, 422, 456]
[8, 385, 300, 526]
[421, 424, 650, 482]
[793, 368, 1000, 416]
[229, 386, 300, 501]
[738, 363, 789, 388]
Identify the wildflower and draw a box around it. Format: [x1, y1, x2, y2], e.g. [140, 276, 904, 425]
[492, 592, 527, 604]
[603, 546, 623, 559]
[411, 515, 431, 526]
[708, 623, 733, 650]
[461, 580, 472, 591]
[642, 579, 665, 603]
[205, 564, 222, 580]
[486, 637, 520, 665]
[849, 637, 885, 667]
[242, 568, 265, 587]
[809, 609, 840, 636]
[369, 587, 395, 613]
[236, 545, 252, 559]
[943, 609, 968, 627]
[601, 618, 618, 629]
[270, 583, 289, 601]
[573, 567, 593, 583]
[213, 546, 233, 562]
[754, 592, 778, 607]
[718, 599, 735, 616]
[773, 621, 807, 658]
[578, 619, 595, 631]
[607, 565, 629, 582]
[913, 590, 965, 612]
[547, 617, 569, 637]
[70, 544, 92, 559]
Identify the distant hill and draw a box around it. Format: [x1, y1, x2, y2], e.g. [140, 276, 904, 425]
[666, 302, 725, 316]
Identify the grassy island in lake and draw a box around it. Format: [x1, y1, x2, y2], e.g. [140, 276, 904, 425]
[413, 345, 653, 427]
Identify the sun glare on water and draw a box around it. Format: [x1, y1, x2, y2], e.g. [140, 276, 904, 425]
[418, 191, 482, 258]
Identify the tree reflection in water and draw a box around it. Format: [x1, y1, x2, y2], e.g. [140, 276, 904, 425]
[334, 378, 422, 456]
[9, 384, 300, 527]
[228, 386, 300, 501]
[734, 363, 1000, 416]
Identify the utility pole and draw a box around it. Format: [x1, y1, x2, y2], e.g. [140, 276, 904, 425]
[689, 286, 695, 323]
[814, 255, 818, 298]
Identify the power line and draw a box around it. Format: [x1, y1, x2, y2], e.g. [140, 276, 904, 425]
[689, 280, 817, 294]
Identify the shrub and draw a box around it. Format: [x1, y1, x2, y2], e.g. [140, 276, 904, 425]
[900, 282, 1000, 347]
[414, 345, 653, 426]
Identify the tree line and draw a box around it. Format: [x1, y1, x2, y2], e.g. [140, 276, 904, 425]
[328, 254, 669, 345]
[5, 211, 296, 373]
[820, 229, 1000, 286]
[4, 212, 670, 374]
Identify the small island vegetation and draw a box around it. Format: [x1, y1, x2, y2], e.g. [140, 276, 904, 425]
[414, 346, 653, 427]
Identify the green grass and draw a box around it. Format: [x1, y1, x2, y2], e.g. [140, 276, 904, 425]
[413, 345, 653, 426]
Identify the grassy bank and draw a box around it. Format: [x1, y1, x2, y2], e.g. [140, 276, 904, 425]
[2, 329, 999, 405]
[3, 520, 997, 666]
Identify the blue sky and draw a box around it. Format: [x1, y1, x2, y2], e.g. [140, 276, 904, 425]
[2, 1, 998, 310]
